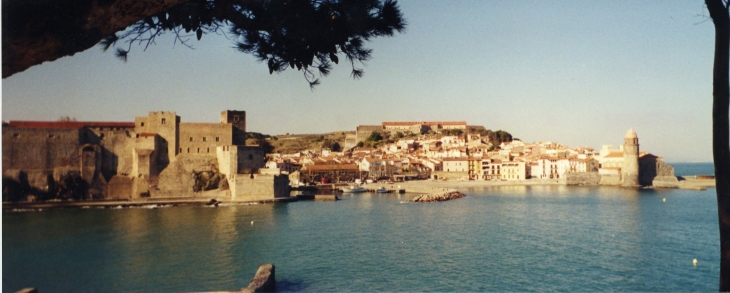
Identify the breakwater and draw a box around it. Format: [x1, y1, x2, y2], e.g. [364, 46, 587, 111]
[412, 190, 465, 202]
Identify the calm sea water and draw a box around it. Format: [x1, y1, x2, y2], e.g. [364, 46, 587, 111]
[3, 164, 720, 292]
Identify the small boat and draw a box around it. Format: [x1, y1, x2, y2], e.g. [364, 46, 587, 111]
[376, 187, 389, 193]
[342, 185, 367, 193]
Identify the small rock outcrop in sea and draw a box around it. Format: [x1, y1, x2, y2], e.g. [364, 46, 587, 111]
[241, 264, 275, 293]
[412, 191, 466, 202]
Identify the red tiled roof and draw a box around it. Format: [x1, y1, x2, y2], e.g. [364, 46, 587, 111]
[139, 132, 157, 137]
[604, 152, 624, 158]
[7, 121, 135, 129]
[442, 157, 468, 161]
[302, 164, 359, 171]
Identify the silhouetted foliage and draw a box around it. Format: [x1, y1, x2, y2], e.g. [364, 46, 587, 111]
[367, 131, 383, 141]
[320, 139, 341, 151]
[99, 0, 406, 88]
[257, 138, 275, 154]
[2, 176, 28, 202]
[54, 172, 89, 200]
[494, 130, 512, 144]
[246, 132, 271, 140]
[441, 129, 463, 136]
[193, 170, 226, 192]
[4, 0, 406, 82]
[330, 141, 341, 152]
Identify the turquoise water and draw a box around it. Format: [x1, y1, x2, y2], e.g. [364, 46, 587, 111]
[3, 186, 720, 292]
[670, 162, 714, 177]
[3, 163, 721, 292]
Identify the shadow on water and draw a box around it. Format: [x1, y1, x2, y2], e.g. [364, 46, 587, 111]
[276, 279, 309, 292]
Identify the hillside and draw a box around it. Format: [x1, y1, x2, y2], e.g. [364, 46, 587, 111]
[248, 126, 512, 155]
[249, 131, 353, 154]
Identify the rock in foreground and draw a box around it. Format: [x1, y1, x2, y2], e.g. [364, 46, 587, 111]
[412, 191, 465, 202]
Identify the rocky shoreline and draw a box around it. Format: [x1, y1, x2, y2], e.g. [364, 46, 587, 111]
[412, 191, 466, 202]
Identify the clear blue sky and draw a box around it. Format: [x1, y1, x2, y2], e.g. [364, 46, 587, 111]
[1, 0, 717, 162]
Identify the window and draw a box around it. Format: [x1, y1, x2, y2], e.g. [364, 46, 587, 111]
[234, 115, 240, 122]
[203, 137, 207, 142]
[141, 122, 145, 127]
[161, 118, 166, 124]
[248, 154, 253, 160]
[216, 137, 219, 142]
[12, 133, 19, 138]
[207, 147, 210, 153]
[180, 148, 182, 153]
[189, 137, 193, 141]
[187, 148, 190, 153]
[48, 134, 55, 138]
[136, 134, 139, 138]
[197, 148, 200, 153]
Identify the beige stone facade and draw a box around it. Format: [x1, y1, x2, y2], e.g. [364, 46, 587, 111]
[2, 110, 287, 202]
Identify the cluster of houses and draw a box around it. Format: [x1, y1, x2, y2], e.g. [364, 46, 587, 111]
[265, 127, 676, 187]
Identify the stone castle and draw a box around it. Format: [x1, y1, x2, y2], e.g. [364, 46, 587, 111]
[2, 110, 289, 201]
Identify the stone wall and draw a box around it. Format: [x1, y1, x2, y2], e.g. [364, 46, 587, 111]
[135, 111, 179, 163]
[106, 175, 133, 199]
[231, 173, 289, 201]
[344, 133, 358, 151]
[220, 110, 246, 145]
[639, 157, 675, 186]
[599, 174, 621, 186]
[236, 146, 266, 173]
[653, 176, 680, 188]
[563, 172, 600, 186]
[432, 171, 469, 181]
[2, 125, 140, 200]
[178, 123, 233, 155]
[356, 125, 381, 143]
[154, 153, 219, 197]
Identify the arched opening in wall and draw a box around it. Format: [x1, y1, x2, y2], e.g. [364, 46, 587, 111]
[81, 145, 97, 183]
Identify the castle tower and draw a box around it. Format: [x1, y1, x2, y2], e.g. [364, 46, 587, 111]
[621, 128, 640, 187]
[221, 110, 246, 145]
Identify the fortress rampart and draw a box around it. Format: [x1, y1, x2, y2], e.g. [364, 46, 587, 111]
[2, 110, 288, 202]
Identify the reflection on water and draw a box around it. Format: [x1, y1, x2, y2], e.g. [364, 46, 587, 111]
[3, 186, 721, 292]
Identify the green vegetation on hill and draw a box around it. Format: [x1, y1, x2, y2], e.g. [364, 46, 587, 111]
[248, 126, 512, 154]
[264, 131, 351, 154]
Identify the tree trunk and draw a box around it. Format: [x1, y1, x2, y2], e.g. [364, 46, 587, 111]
[2, 0, 191, 78]
[705, 0, 730, 291]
